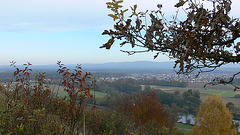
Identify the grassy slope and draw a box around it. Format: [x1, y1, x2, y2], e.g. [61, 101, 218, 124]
[150, 83, 240, 106]
[51, 85, 107, 98]
[175, 122, 193, 134]
[200, 89, 236, 97]
[55, 90, 107, 98]
[175, 123, 193, 130]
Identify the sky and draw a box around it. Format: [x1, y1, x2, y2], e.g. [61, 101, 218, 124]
[0, 0, 240, 65]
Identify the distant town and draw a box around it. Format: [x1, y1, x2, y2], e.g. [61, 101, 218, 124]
[98, 72, 239, 83]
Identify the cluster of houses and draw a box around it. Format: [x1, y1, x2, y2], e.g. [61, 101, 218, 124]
[98, 72, 238, 83]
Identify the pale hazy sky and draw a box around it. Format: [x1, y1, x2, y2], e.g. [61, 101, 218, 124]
[0, 0, 239, 65]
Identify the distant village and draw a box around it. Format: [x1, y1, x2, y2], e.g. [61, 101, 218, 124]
[98, 72, 239, 83]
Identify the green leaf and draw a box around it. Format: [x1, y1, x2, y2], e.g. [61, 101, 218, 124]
[29, 118, 37, 122]
[6, 132, 13, 135]
[17, 117, 23, 121]
[33, 109, 39, 114]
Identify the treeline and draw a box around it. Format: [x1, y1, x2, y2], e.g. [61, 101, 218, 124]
[94, 78, 200, 118]
[98, 85, 201, 117]
[157, 89, 201, 116]
[136, 77, 188, 87]
[95, 78, 187, 94]
[95, 79, 141, 93]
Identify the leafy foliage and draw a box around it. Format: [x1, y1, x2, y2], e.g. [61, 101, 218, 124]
[1, 62, 184, 134]
[0, 62, 97, 134]
[116, 92, 175, 134]
[56, 61, 97, 132]
[226, 102, 240, 120]
[102, 0, 240, 89]
[99, 78, 141, 93]
[156, 89, 201, 116]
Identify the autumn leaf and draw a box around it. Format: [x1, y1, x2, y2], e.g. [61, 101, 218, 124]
[174, 0, 187, 8]
[108, 14, 119, 21]
[194, 95, 237, 134]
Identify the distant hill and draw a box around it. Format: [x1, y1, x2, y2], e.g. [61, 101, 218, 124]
[0, 61, 239, 73]
[0, 61, 174, 71]
[81, 61, 175, 70]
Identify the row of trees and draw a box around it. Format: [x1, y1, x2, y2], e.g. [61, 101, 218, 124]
[136, 77, 188, 87]
[147, 87, 201, 116]
[94, 79, 141, 93]
[95, 78, 187, 93]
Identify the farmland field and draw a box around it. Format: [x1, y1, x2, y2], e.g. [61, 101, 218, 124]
[151, 82, 240, 106]
[200, 89, 236, 97]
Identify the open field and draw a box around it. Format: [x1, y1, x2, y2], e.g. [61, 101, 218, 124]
[187, 83, 234, 91]
[200, 90, 236, 97]
[152, 85, 187, 91]
[54, 90, 107, 98]
[175, 122, 193, 132]
[49, 85, 107, 98]
[151, 82, 240, 106]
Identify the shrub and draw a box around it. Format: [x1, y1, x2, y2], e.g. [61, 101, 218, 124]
[0, 61, 97, 134]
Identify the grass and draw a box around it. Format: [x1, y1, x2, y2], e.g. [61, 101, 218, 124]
[150, 83, 240, 105]
[90, 90, 107, 98]
[175, 122, 193, 131]
[49, 85, 107, 98]
[151, 85, 187, 91]
[151, 84, 238, 97]
[55, 90, 107, 98]
[200, 89, 237, 97]
[225, 84, 240, 89]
